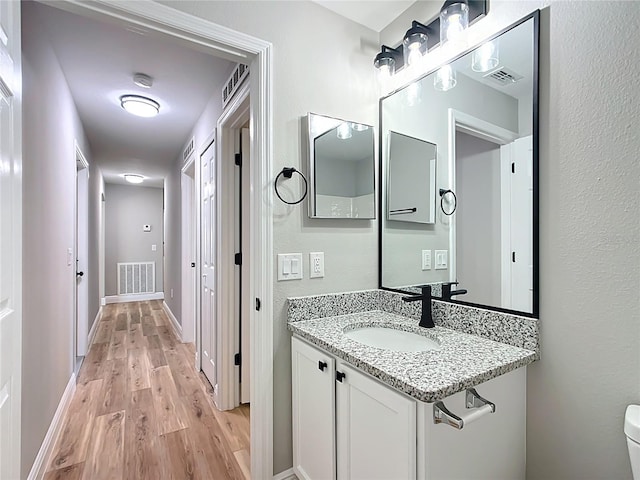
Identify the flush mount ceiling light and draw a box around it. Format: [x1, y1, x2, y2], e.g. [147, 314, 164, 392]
[120, 95, 160, 118]
[124, 174, 144, 184]
[373, 0, 487, 82]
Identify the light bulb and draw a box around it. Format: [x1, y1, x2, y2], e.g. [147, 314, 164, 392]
[440, 2, 469, 47]
[472, 40, 499, 73]
[377, 63, 393, 82]
[406, 42, 423, 67]
[337, 122, 352, 140]
[434, 65, 457, 92]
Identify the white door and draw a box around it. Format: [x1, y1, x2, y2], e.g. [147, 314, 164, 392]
[0, 1, 22, 478]
[291, 337, 336, 480]
[75, 150, 89, 360]
[501, 136, 533, 312]
[200, 140, 216, 387]
[240, 127, 251, 403]
[336, 363, 416, 480]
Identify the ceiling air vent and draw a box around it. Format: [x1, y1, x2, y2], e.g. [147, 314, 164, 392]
[183, 136, 195, 165]
[222, 63, 249, 108]
[484, 67, 524, 86]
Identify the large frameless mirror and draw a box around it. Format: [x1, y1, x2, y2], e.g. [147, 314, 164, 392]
[306, 113, 376, 219]
[379, 12, 539, 317]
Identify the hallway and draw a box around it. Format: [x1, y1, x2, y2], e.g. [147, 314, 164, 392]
[43, 301, 250, 480]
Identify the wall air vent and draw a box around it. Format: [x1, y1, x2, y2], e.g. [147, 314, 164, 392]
[484, 67, 524, 86]
[183, 136, 195, 165]
[222, 63, 249, 108]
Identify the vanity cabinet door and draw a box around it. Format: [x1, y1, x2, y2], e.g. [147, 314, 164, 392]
[292, 336, 336, 480]
[336, 362, 416, 480]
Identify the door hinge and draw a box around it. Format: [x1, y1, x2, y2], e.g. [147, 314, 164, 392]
[234, 252, 242, 265]
[235, 153, 242, 167]
[255, 298, 261, 311]
[512, 162, 515, 173]
[234, 353, 241, 366]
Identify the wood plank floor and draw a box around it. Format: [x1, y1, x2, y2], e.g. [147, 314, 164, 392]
[44, 300, 250, 480]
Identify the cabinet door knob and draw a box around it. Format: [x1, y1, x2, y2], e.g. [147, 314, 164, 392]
[336, 371, 345, 383]
[318, 361, 328, 372]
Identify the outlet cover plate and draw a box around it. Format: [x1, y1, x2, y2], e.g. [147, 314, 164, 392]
[309, 252, 324, 278]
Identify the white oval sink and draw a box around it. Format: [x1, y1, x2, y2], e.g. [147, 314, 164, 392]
[344, 327, 439, 352]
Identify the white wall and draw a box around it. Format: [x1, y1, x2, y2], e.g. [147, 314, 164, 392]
[21, 2, 96, 475]
[104, 184, 164, 296]
[455, 132, 501, 306]
[160, 1, 379, 473]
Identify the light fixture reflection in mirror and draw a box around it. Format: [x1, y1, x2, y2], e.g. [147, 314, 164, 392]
[406, 81, 422, 106]
[434, 65, 457, 91]
[440, 1, 469, 48]
[336, 122, 353, 139]
[352, 123, 370, 132]
[472, 39, 499, 72]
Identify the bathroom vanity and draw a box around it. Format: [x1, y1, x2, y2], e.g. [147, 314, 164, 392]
[288, 291, 538, 480]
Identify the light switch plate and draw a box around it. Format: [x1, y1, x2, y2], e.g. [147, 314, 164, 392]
[435, 250, 448, 270]
[421, 250, 432, 270]
[152, 244, 157, 251]
[309, 252, 324, 278]
[277, 253, 303, 281]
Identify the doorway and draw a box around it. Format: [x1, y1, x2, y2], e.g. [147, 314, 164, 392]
[74, 143, 89, 369]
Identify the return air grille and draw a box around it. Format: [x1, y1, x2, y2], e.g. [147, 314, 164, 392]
[222, 63, 249, 107]
[484, 67, 524, 86]
[183, 137, 195, 164]
[117, 262, 155, 295]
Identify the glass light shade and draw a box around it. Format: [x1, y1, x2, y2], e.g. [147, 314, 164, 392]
[440, 2, 469, 47]
[434, 65, 457, 91]
[120, 95, 160, 117]
[472, 39, 499, 72]
[374, 54, 396, 83]
[336, 122, 352, 140]
[124, 174, 144, 184]
[406, 81, 422, 107]
[403, 30, 428, 67]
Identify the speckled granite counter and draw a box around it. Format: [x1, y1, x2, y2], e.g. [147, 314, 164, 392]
[288, 308, 537, 403]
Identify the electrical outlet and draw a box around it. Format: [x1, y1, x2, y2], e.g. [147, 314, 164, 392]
[309, 252, 324, 278]
[435, 250, 448, 270]
[421, 250, 432, 270]
[170, 288, 174, 298]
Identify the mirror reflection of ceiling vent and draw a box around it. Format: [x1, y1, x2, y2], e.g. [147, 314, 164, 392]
[222, 63, 249, 107]
[484, 67, 524, 86]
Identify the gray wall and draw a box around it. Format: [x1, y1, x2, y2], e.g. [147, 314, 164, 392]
[88, 161, 104, 333]
[455, 132, 501, 306]
[105, 184, 164, 296]
[163, 159, 182, 320]
[160, 1, 379, 473]
[21, 2, 97, 475]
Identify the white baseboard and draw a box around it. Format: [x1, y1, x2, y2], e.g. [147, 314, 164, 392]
[103, 292, 164, 304]
[27, 373, 77, 480]
[162, 301, 183, 342]
[87, 306, 102, 346]
[273, 468, 297, 480]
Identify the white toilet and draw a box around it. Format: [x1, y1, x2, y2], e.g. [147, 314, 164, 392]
[625, 405, 640, 478]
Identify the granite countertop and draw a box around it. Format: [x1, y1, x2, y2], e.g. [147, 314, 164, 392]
[288, 310, 536, 403]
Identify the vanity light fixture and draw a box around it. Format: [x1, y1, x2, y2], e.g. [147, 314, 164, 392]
[352, 123, 370, 132]
[124, 174, 144, 184]
[472, 39, 499, 72]
[336, 122, 353, 140]
[373, 0, 487, 81]
[434, 65, 457, 91]
[403, 21, 430, 67]
[120, 94, 160, 118]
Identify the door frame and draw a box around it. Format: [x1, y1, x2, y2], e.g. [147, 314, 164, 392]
[446, 109, 517, 285]
[48, 2, 275, 477]
[181, 151, 196, 344]
[217, 82, 250, 410]
[74, 141, 90, 365]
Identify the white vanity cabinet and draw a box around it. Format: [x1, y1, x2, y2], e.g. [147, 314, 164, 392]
[292, 335, 527, 480]
[292, 337, 416, 480]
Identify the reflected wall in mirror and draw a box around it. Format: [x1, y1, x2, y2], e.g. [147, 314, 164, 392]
[306, 113, 375, 219]
[387, 131, 436, 224]
[380, 12, 539, 316]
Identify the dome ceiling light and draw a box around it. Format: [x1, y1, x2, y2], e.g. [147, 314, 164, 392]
[124, 174, 144, 184]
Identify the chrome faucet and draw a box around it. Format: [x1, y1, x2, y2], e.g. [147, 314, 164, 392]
[402, 285, 435, 329]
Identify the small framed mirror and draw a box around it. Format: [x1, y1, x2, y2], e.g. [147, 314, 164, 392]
[387, 131, 437, 224]
[306, 113, 375, 219]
